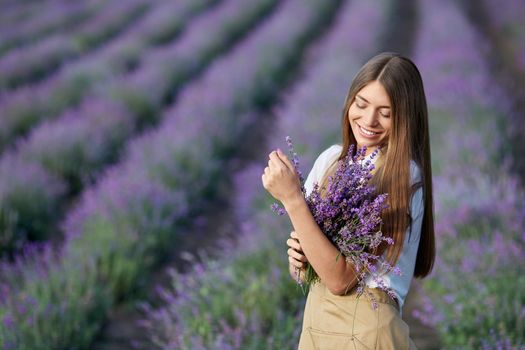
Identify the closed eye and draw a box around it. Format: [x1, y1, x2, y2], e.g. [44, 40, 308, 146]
[356, 103, 389, 117]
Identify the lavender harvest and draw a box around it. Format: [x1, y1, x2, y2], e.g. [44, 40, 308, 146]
[273, 136, 396, 300]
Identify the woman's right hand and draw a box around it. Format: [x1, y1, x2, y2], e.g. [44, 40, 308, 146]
[287, 230, 308, 270]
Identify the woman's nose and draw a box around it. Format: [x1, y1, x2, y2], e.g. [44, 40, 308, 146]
[361, 108, 379, 127]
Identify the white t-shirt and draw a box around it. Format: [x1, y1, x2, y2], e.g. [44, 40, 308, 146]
[303, 144, 424, 313]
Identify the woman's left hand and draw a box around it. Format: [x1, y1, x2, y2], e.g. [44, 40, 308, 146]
[261, 149, 302, 204]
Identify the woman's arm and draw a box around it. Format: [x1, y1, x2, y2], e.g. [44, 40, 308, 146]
[263, 148, 358, 295]
[283, 193, 358, 295]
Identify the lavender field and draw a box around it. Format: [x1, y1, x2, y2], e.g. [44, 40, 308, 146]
[0, 0, 524, 349]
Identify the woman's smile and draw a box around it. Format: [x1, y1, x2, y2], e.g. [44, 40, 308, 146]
[357, 123, 382, 138]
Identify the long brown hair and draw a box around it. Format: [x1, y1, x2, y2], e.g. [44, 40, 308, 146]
[318, 52, 435, 278]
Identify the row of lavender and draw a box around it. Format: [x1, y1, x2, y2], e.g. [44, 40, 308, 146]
[0, 0, 341, 348]
[138, 0, 525, 349]
[137, 1, 390, 348]
[0, 0, 106, 56]
[0, 0, 153, 90]
[477, 0, 525, 189]
[482, 0, 525, 73]
[0, 0, 260, 253]
[411, 0, 524, 348]
[0, 0, 217, 151]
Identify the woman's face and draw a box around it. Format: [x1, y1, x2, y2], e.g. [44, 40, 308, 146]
[347, 80, 392, 156]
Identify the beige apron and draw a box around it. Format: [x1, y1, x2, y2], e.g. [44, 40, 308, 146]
[298, 281, 418, 349]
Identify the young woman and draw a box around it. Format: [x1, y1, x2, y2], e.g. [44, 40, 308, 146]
[261, 52, 435, 349]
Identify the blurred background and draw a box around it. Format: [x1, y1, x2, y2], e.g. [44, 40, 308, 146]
[0, 0, 523, 349]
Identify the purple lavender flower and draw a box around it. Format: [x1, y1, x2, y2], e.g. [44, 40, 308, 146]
[270, 203, 286, 216]
[285, 135, 305, 185]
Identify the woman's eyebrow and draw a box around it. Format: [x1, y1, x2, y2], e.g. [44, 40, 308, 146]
[356, 94, 391, 109]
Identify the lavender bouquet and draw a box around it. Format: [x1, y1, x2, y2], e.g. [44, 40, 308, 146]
[273, 136, 398, 301]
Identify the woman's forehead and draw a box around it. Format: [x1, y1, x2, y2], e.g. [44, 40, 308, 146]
[356, 81, 391, 108]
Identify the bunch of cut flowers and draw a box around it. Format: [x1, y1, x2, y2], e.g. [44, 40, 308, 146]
[272, 136, 399, 304]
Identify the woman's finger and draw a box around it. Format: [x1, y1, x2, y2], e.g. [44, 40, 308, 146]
[286, 238, 301, 251]
[287, 248, 308, 262]
[277, 149, 296, 173]
[288, 237, 308, 262]
[288, 233, 307, 258]
[269, 151, 287, 171]
[268, 157, 286, 177]
[288, 256, 304, 269]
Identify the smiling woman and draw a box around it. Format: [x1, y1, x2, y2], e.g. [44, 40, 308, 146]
[262, 52, 435, 349]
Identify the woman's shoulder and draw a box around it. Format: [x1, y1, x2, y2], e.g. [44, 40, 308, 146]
[304, 144, 342, 194]
[313, 144, 342, 172]
[319, 144, 342, 159]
